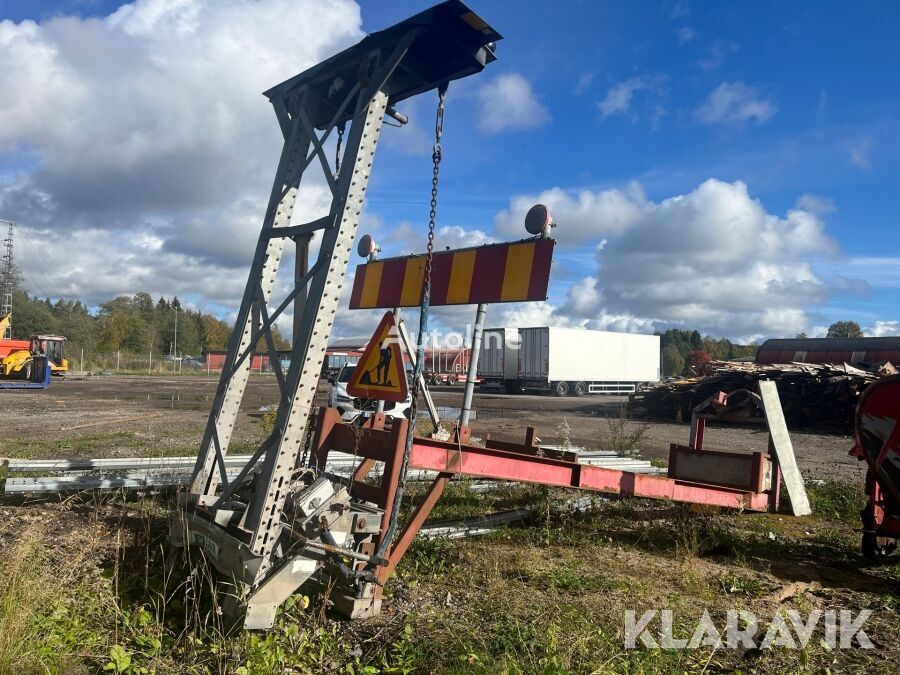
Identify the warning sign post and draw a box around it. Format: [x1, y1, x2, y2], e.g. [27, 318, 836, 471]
[346, 311, 409, 403]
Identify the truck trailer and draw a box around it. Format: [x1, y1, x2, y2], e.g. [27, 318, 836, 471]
[478, 327, 521, 392]
[480, 326, 660, 396]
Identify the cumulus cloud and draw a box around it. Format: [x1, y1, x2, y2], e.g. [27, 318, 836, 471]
[496, 179, 845, 340]
[867, 320, 900, 337]
[695, 81, 777, 125]
[0, 0, 364, 314]
[494, 182, 646, 246]
[475, 73, 550, 134]
[383, 223, 495, 255]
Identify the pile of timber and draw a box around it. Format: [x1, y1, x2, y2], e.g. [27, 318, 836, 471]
[628, 361, 879, 432]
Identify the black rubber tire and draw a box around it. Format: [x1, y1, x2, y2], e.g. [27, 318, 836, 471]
[448, 376, 458, 386]
[504, 380, 520, 394]
[574, 381, 587, 397]
[554, 381, 569, 397]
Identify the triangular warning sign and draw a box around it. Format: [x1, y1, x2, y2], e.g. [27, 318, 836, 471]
[346, 311, 409, 403]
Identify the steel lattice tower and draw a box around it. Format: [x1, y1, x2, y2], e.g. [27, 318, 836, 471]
[1, 221, 13, 339]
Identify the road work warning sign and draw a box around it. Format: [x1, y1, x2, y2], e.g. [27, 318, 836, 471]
[346, 311, 409, 403]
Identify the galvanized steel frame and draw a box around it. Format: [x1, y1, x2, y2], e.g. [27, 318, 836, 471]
[186, 39, 415, 583]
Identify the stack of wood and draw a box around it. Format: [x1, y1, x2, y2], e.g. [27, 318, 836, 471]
[629, 362, 879, 433]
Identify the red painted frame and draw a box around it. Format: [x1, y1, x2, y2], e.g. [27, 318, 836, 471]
[311, 406, 777, 583]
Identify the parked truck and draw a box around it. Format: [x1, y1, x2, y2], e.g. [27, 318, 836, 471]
[480, 326, 660, 396]
[478, 327, 521, 393]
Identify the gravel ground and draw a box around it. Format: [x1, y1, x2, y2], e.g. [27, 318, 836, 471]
[0, 374, 861, 481]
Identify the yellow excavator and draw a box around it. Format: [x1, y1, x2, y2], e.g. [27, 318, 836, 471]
[0, 313, 68, 380]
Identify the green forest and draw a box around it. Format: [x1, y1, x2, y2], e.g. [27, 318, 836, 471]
[7, 288, 235, 359]
[7, 281, 823, 378]
[8, 283, 755, 376]
[657, 328, 757, 377]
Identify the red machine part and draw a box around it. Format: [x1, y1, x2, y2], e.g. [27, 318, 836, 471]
[312, 405, 778, 586]
[850, 374, 900, 557]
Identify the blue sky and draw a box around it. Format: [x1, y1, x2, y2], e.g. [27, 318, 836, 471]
[1, 0, 898, 341]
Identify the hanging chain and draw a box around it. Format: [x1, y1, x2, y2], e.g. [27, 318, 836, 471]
[334, 122, 346, 181]
[405, 82, 447, 434]
[425, 84, 447, 280]
[376, 82, 448, 559]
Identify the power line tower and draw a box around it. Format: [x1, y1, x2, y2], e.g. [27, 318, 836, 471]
[1, 220, 13, 339]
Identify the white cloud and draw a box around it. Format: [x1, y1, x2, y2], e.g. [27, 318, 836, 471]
[0, 0, 366, 316]
[475, 73, 550, 134]
[496, 179, 846, 340]
[695, 81, 777, 126]
[493, 183, 647, 245]
[847, 136, 873, 170]
[597, 76, 667, 125]
[598, 78, 646, 118]
[867, 320, 900, 337]
[383, 223, 495, 255]
[796, 193, 836, 215]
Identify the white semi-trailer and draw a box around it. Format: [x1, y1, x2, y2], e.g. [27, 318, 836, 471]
[480, 326, 660, 396]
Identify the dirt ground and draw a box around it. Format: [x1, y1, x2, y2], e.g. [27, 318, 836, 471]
[0, 375, 895, 672]
[0, 374, 862, 481]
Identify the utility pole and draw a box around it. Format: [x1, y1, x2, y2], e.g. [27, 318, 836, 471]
[174, 304, 178, 372]
[1, 220, 13, 339]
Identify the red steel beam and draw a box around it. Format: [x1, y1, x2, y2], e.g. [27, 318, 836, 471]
[378, 473, 451, 583]
[313, 407, 772, 513]
[407, 440, 769, 511]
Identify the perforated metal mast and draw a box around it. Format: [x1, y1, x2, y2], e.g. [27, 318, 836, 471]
[178, 1, 500, 627]
[1, 221, 13, 339]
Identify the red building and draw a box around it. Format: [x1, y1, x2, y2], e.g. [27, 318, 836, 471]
[203, 350, 270, 372]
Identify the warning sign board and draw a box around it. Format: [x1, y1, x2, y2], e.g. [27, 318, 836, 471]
[349, 238, 555, 309]
[346, 311, 409, 403]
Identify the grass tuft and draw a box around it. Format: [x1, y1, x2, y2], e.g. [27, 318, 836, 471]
[600, 406, 649, 458]
[0, 527, 60, 673]
[807, 478, 866, 523]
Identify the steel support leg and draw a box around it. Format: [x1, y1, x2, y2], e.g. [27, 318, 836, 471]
[460, 303, 486, 428]
[242, 89, 391, 567]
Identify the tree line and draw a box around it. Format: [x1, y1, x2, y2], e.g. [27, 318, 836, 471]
[7, 289, 238, 358]
[657, 328, 758, 377]
[659, 320, 869, 377]
[5, 273, 870, 374]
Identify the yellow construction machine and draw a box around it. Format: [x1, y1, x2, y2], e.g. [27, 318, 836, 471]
[0, 313, 68, 380]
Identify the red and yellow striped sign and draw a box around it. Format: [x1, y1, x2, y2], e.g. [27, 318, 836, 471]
[349, 238, 554, 309]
